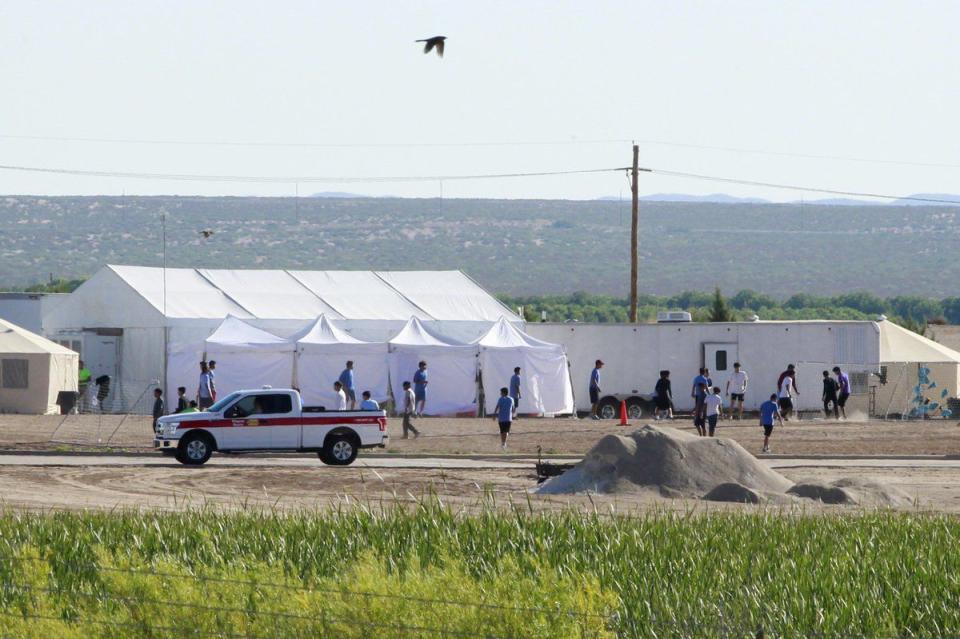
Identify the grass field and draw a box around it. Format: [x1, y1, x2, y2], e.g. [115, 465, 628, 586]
[0, 503, 958, 638]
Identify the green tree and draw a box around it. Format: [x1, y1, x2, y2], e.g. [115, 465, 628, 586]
[708, 287, 733, 322]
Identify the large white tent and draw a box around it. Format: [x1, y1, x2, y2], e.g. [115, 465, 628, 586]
[293, 315, 389, 408]
[0, 318, 78, 414]
[475, 318, 575, 415]
[203, 316, 295, 395]
[388, 317, 479, 416]
[42, 265, 520, 411]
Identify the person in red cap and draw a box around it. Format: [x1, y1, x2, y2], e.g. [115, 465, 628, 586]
[589, 359, 604, 420]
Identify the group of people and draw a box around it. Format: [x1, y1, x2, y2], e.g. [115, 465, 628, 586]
[588, 360, 855, 453]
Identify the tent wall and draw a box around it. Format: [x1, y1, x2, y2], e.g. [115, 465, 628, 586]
[873, 362, 960, 418]
[528, 322, 882, 413]
[0, 353, 48, 413]
[388, 348, 479, 416]
[480, 349, 574, 415]
[296, 346, 390, 408]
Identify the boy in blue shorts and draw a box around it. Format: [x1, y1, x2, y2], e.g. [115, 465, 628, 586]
[760, 393, 784, 453]
[493, 387, 515, 450]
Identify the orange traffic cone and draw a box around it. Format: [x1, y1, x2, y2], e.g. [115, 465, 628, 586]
[619, 399, 628, 426]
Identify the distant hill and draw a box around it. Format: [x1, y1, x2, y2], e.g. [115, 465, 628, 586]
[893, 194, 960, 206]
[1, 195, 959, 297]
[636, 193, 769, 204]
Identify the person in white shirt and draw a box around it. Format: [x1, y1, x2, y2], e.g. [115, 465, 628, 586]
[704, 386, 724, 437]
[401, 381, 420, 439]
[359, 390, 379, 411]
[778, 370, 796, 421]
[725, 362, 749, 420]
[333, 381, 347, 411]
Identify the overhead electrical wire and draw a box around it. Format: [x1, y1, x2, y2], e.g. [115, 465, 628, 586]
[0, 163, 624, 184]
[3, 132, 957, 170]
[641, 167, 960, 205]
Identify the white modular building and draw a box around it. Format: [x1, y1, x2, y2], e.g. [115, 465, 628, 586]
[527, 318, 960, 418]
[43, 265, 522, 412]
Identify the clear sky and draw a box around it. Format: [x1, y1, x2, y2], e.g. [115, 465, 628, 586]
[0, 1, 957, 200]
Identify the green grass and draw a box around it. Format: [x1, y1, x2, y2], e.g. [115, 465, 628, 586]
[0, 504, 958, 637]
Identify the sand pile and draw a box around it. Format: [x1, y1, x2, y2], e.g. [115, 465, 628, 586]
[537, 424, 793, 497]
[537, 424, 911, 507]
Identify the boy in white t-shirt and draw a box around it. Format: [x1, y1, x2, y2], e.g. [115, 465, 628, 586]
[333, 381, 347, 411]
[725, 362, 749, 420]
[704, 386, 724, 437]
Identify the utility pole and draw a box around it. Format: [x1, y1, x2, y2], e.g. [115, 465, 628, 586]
[629, 143, 639, 323]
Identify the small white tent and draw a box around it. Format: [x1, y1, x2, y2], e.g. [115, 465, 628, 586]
[388, 317, 478, 416]
[0, 318, 78, 414]
[475, 317, 575, 415]
[294, 315, 390, 408]
[204, 316, 295, 395]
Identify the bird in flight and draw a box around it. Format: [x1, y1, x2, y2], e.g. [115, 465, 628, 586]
[200, 229, 214, 239]
[416, 36, 446, 58]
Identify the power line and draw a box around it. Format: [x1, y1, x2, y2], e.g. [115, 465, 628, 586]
[5, 132, 957, 170]
[643, 168, 960, 205]
[0, 133, 630, 149]
[0, 163, 625, 184]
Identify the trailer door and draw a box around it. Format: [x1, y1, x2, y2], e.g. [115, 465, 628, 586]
[703, 343, 738, 398]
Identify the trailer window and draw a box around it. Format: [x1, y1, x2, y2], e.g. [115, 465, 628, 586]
[714, 350, 728, 372]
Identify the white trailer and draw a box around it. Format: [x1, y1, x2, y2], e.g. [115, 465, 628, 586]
[527, 320, 883, 417]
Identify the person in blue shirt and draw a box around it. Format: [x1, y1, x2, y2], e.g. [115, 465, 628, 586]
[759, 393, 784, 453]
[589, 360, 603, 420]
[338, 361, 356, 410]
[690, 368, 709, 436]
[509, 367, 522, 418]
[493, 387, 515, 449]
[359, 390, 380, 411]
[413, 361, 428, 416]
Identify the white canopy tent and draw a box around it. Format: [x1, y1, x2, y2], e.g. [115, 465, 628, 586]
[475, 317, 575, 415]
[203, 316, 295, 395]
[293, 315, 390, 408]
[0, 318, 78, 414]
[387, 317, 479, 416]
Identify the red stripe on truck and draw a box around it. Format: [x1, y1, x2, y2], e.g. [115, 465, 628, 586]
[179, 416, 384, 429]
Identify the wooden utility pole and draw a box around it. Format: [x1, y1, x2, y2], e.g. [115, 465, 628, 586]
[629, 143, 639, 323]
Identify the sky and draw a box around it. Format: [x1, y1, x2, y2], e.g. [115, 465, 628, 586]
[0, 0, 957, 201]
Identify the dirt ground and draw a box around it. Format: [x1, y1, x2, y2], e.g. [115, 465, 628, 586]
[0, 412, 959, 514]
[3, 412, 960, 457]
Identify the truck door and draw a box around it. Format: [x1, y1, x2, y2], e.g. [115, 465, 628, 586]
[703, 343, 738, 401]
[221, 393, 293, 450]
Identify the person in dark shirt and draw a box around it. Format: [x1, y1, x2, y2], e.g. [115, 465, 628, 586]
[152, 388, 164, 433]
[654, 370, 673, 420]
[822, 370, 839, 419]
[175, 386, 188, 413]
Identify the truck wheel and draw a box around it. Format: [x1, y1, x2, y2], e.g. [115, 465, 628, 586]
[626, 399, 644, 420]
[322, 433, 359, 466]
[598, 398, 620, 420]
[178, 432, 213, 466]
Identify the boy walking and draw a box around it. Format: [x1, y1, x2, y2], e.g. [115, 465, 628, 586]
[589, 360, 603, 420]
[339, 361, 356, 410]
[493, 387, 514, 449]
[726, 362, 749, 420]
[509, 367, 522, 418]
[704, 387, 723, 437]
[401, 381, 420, 439]
[760, 393, 784, 453]
[691, 368, 709, 436]
[152, 388, 164, 433]
[333, 381, 347, 410]
[833, 366, 850, 419]
[413, 361, 428, 417]
[175, 386, 188, 413]
[822, 370, 840, 419]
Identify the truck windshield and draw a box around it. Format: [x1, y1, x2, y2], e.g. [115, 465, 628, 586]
[207, 392, 242, 413]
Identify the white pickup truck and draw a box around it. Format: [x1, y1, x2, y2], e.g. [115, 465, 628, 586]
[154, 388, 388, 466]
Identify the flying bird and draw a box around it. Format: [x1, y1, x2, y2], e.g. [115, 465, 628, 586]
[416, 36, 446, 58]
[200, 229, 214, 239]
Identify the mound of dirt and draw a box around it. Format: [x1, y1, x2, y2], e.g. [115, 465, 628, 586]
[537, 424, 793, 497]
[703, 482, 761, 504]
[788, 478, 915, 507]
